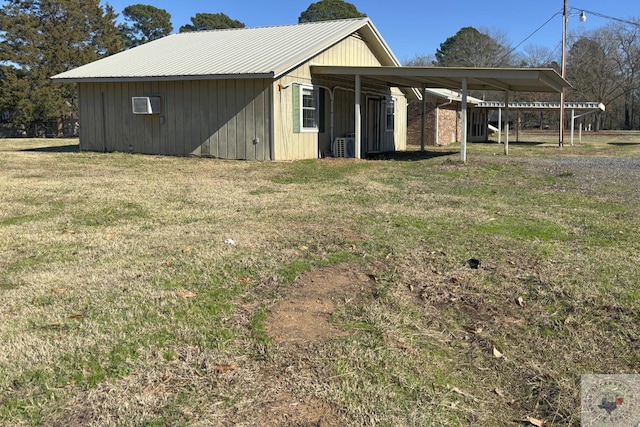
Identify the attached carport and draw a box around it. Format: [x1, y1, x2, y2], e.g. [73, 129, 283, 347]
[310, 66, 571, 162]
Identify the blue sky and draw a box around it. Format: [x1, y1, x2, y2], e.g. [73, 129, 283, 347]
[103, 0, 639, 63]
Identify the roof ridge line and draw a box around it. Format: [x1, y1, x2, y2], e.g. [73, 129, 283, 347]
[170, 17, 370, 36]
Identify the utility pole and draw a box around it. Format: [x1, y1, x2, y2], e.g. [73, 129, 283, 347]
[560, 0, 568, 147]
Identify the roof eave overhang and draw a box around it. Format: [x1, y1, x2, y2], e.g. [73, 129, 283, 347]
[51, 72, 276, 84]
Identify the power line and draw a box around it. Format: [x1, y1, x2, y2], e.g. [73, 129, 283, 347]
[493, 10, 562, 66]
[495, 6, 640, 67]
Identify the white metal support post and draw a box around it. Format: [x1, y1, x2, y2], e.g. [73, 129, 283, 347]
[498, 107, 502, 144]
[504, 91, 510, 155]
[355, 74, 362, 159]
[420, 85, 426, 152]
[460, 78, 468, 162]
[560, 0, 568, 147]
[570, 108, 576, 146]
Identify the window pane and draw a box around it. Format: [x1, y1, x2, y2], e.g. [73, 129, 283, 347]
[303, 110, 316, 128]
[386, 99, 395, 131]
[301, 87, 318, 130]
[302, 89, 315, 107]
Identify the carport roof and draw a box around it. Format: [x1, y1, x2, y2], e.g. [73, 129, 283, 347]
[310, 66, 571, 94]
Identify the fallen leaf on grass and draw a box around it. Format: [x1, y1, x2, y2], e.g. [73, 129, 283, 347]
[182, 246, 193, 253]
[494, 388, 505, 398]
[493, 347, 504, 358]
[52, 288, 68, 294]
[62, 229, 76, 234]
[68, 313, 83, 319]
[526, 416, 546, 426]
[177, 291, 197, 298]
[448, 385, 473, 399]
[517, 296, 525, 307]
[212, 364, 239, 373]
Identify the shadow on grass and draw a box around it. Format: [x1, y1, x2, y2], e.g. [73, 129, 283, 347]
[21, 144, 79, 153]
[608, 142, 640, 146]
[365, 150, 457, 161]
[479, 140, 545, 146]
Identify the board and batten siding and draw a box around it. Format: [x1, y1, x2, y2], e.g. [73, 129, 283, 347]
[272, 33, 407, 160]
[391, 90, 407, 152]
[77, 78, 272, 160]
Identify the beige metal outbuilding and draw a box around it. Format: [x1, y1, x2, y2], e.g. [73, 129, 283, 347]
[52, 18, 410, 160]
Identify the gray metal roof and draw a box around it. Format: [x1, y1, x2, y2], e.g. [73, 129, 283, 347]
[311, 66, 571, 93]
[52, 18, 399, 82]
[424, 88, 483, 104]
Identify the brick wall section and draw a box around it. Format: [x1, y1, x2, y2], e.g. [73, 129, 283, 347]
[437, 107, 460, 145]
[407, 100, 461, 146]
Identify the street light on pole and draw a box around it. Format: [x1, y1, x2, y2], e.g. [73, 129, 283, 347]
[560, 0, 586, 147]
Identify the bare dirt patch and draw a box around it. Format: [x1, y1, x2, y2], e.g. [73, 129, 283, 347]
[255, 264, 377, 426]
[266, 264, 375, 345]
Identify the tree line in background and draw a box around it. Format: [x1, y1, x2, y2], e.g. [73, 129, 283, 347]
[0, 0, 638, 137]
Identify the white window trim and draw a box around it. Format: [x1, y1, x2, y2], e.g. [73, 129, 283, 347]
[385, 97, 396, 133]
[300, 84, 319, 133]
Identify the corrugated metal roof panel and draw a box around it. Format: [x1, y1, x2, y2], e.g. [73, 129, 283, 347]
[424, 88, 482, 104]
[52, 18, 393, 82]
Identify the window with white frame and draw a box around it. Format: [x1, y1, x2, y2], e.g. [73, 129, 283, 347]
[385, 98, 395, 132]
[300, 85, 319, 132]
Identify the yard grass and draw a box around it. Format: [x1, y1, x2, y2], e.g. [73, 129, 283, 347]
[1, 132, 640, 426]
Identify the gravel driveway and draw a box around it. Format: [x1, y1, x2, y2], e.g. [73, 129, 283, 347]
[494, 155, 640, 199]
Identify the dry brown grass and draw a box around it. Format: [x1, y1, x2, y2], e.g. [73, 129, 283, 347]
[1, 134, 640, 426]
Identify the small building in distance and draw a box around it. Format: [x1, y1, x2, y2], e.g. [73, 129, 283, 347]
[407, 89, 485, 146]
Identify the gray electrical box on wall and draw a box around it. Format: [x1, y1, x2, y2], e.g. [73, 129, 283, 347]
[132, 96, 161, 114]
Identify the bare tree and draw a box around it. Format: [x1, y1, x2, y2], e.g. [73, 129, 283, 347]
[567, 26, 635, 130]
[404, 54, 436, 67]
[522, 45, 557, 68]
[608, 22, 640, 129]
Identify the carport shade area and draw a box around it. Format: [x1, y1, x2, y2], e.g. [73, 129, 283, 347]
[310, 66, 571, 161]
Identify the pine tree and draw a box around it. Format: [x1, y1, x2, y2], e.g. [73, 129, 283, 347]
[121, 4, 173, 48]
[298, 0, 366, 23]
[179, 13, 245, 32]
[0, 0, 123, 135]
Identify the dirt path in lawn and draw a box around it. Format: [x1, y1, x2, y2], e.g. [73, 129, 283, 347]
[255, 264, 377, 426]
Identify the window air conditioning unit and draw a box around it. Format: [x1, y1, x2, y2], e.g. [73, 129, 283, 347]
[132, 96, 161, 115]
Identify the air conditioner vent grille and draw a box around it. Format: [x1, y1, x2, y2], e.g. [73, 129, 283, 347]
[333, 137, 354, 158]
[132, 96, 161, 115]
